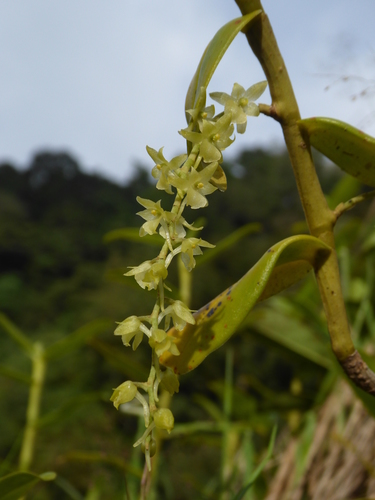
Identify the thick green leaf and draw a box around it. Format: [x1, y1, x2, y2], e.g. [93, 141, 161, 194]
[299, 117, 375, 187]
[0, 471, 55, 500]
[185, 11, 261, 117]
[160, 235, 331, 374]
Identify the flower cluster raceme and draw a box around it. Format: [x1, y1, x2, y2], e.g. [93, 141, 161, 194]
[110, 81, 267, 470]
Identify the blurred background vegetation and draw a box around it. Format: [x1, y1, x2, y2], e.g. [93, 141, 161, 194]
[1, 147, 375, 499]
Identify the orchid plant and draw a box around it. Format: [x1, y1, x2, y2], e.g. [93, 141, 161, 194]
[111, 59, 267, 471]
[111, 0, 375, 477]
[4, 2, 375, 499]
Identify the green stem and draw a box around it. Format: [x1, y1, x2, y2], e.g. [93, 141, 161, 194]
[19, 342, 46, 471]
[181, 144, 200, 174]
[235, 0, 375, 394]
[334, 189, 375, 219]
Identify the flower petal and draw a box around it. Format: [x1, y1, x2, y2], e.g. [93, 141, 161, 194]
[231, 83, 245, 99]
[244, 81, 267, 101]
[200, 139, 221, 163]
[209, 91, 232, 106]
[132, 331, 144, 350]
[243, 102, 260, 117]
[114, 316, 141, 336]
[186, 188, 208, 209]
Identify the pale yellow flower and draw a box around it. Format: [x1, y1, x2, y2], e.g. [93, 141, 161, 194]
[147, 146, 186, 194]
[159, 300, 195, 330]
[210, 81, 267, 133]
[114, 315, 151, 350]
[169, 162, 218, 209]
[125, 259, 168, 291]
[179, 113, 234, 162]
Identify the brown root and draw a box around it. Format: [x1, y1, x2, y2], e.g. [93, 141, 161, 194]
[340, 350, 375, 396]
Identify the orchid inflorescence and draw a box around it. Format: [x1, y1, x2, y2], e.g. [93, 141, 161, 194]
[110, 81, 267, 470]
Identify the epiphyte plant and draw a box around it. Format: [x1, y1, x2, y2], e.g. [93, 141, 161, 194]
[110, 12, 267, 470]
[111, 0, 375, 473]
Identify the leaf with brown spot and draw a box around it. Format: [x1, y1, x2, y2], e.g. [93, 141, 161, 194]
[160, 235, 331, 374]
[299, 117, 375, 188]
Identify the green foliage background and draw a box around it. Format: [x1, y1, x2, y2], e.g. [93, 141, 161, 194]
[0, 147, 368, 498]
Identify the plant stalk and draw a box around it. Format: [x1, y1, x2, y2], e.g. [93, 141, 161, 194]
[19, 342, 46, 471]
[235, 0, 375, 394]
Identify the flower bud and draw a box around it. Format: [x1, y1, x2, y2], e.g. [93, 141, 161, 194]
[110, 380, 138, 409]
[153, 408, 174, 433]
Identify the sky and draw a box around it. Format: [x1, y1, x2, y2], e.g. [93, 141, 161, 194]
[1, 1, 375, 185]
